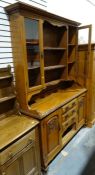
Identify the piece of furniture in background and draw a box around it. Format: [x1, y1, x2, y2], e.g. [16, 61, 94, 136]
[5, 2, 91, 169]
[0, 67, 41, 175]
[78, 43, 95, 127]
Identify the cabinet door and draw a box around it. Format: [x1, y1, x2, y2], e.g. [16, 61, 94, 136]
[22, 142, 39, 175]
[24, 18, 45, 91]
[78, 95, 86, 123]
[41, 110, 61, 168]
[1, 160, 20, 175]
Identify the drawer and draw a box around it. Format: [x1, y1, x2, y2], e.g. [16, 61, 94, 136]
[62, 112, 78, 133]
[61, 99, 78, 114]
[62, 106, 78, 123]
[0, 129, 35, 165]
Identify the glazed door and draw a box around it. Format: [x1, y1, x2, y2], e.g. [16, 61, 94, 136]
[77, 25, 92, 87]
[24, 18, 45, 91]
[78, 25, 92, 122]
[41, 110, 61, 168]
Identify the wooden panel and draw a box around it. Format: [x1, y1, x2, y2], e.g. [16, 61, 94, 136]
[2, 160, 21, 175]
[40, 110, 61, 168]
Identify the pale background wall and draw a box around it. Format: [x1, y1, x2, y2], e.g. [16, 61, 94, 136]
[0, 0, 47, 71]
[47, 0, 95, 44]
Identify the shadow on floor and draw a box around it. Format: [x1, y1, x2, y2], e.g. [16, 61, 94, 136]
[81, 149, 95, 175]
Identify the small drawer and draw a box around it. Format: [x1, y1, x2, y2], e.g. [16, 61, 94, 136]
[0, 129, 35, 165]
[62, 111, 78, 133]
[61, 99, 78, 114]
[62, 106, 78, 123]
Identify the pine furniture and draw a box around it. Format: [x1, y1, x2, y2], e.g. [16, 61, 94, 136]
[5, 2, 91, 169]
[0, 67, 41, 175]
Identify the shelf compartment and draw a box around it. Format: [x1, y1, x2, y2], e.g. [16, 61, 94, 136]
[0, 94, 16, 115]
[68, 63, 76, 80]
[44, 50, 67, 67]
[44, 65, 66, 71]
[68, 26, 77, 44]
[28, 68, 41, 87]
[0, 94, 16, 103]
[45, 67, 67, 84]
[43, 21, 68, 48]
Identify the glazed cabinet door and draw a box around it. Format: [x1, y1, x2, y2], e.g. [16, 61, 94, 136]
[24, 18, 45, 91]
[78, 94, 86, 124]
[41, 110, 61, 168]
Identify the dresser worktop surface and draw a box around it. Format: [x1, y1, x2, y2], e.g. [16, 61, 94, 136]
[30, 88, 87, 119]
[0, 114, 39, 151]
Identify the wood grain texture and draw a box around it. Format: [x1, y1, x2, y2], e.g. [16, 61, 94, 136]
[0, 114, 39, 151]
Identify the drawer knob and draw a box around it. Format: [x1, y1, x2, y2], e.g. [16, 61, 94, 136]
[8, 152, 13, 158]
[28, 138, 33, 144]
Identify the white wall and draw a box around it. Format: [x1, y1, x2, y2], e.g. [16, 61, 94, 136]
[0, 0, 47, 71]
[47, 0, 95, 43]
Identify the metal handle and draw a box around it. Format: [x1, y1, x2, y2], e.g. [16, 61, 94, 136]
[8, 151, 13, 159]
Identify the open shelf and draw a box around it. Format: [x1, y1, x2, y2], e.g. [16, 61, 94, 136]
[44, 47, 66, 50]
[26, 39, 39, 45]
[68, 44, 76, 47]
[46, 79, 65, 86]
[44, 65, 66, 71]
[0, 75, 12, 80]
[45, 67, 67, 84]
[43, 21, 67, 48]
[28, 66, 40, 70]
[68, 61, 75, 64]
[28, 68, 41, 87]
[68, 26, 77, 44]
[0, 94, 16, 103]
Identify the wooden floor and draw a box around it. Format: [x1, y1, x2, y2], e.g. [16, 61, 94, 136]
[42, 125, 95, 175]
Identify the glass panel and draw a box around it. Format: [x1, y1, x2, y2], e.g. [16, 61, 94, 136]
[78, 28, 89, 44]
[24, 18, 41, 88]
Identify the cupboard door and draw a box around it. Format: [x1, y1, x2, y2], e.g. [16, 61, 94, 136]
[78, 95, 86, 123]
[41, 110, 61, 168]
[78, 25, 92, 87]
[22, 142, 40, 175]
[24, 18, 45, 90]
[1, 160, 20, 175]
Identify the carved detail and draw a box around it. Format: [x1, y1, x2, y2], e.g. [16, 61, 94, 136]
[47, 116, 59, 135]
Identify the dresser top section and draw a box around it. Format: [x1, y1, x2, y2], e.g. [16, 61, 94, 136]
[5, 1, 80, 26]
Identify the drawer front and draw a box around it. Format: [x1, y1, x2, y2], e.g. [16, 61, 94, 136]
[62, 112, 78, 133]
[62, 106, 78, 123]
[61, 99, 78, 114]
[0, 129, 35, 165]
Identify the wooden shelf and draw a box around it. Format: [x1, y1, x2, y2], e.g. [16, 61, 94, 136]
[26, 39, 39, 45]
[46, 79, 64, 86]
[68, 44, 75, 46]
[0, 75, 12, 80]
[0, 94, 16, 103]
[44, 47, 66, 51]
[28, 66, 40, 70]
[44, 65, 66, 71]
[68, 61, 75, 64]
